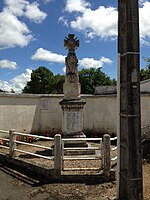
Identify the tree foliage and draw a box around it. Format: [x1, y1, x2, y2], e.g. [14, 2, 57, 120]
[23, 66, 65, 94]
[79, 68, 116, 94]
[23, 66, 116, 94]
[140, 57, 150, 81]
[53, 74, 65, 94]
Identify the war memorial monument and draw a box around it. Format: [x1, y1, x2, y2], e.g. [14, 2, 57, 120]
[59, 34, 87, 147]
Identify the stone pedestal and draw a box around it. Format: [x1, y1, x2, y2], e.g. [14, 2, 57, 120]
[63, 82, 81, 100]
[59, 99, 87, 147]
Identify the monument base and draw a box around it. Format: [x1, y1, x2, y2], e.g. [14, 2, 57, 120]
[62, 131, 88, 147]
[59, 99, 88, 148]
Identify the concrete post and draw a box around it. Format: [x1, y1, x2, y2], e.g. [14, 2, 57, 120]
[54, 134, 62, 180]
[117, 53, 121, 198]
[103, 134, 111, 177]
[118, 0, 143, 199]
[9, 129, 16, 158]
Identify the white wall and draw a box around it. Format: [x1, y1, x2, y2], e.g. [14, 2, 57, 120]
[140, 79, 150, 93]
[83, 95, 117, 133]
[0, 93, 150, 135]
[141, 95, 150, 127]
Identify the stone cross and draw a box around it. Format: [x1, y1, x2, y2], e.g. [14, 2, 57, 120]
[64, 34, 79, 53]
[64, 34, 80, 90]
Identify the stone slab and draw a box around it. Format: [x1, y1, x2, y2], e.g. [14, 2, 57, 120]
[64, 111, 81, 133]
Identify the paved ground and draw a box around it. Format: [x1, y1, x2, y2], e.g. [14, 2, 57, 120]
[0, 164, 116, 200]
[0, 164, 37, 200]
[1, 162, 150, 200]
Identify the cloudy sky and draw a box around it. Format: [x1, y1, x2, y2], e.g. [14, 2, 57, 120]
[0, 0, 150, 92]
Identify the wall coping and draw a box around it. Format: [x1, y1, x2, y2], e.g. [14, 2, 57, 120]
[0, 93, 117, 99]
[0, 92, 150, 99]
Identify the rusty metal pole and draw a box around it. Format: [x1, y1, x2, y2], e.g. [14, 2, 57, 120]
[118, 0, 143, 199]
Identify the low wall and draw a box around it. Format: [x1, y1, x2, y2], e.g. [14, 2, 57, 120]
[0, 93, 150, 135]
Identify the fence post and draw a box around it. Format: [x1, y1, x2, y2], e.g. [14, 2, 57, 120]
[103, 134, 111, 177]
[54, 134, 62, 180]
[9, 129, 16, 158]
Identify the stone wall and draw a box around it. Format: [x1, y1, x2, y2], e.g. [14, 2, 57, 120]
[0, 93, 150, 136]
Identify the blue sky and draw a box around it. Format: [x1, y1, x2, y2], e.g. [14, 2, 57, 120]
[0, 0, 150, 92]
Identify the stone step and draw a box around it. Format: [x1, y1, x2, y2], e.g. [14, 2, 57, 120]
[64, 149, 96, 156]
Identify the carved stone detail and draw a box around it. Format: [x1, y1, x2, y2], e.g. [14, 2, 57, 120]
[63, 34, 80, 99]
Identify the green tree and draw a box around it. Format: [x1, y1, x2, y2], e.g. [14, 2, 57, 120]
[53, 74, 65, 94]
[0, 89, 4, 92]
[23, 66, 55, 94]
[140, 57, 150, 81]
[23, 66, 116, 94]
[79, 68, 116, 94]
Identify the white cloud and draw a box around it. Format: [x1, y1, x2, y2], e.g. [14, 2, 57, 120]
[0, 80, 12, 92]
[63, 67, 66, 73]
[32, 48, 66, 63]
[25, 2, 47, 23]
[0, 68, 32, 93]
[0, 0, 47, 48]
[79, 57, 112, 69]
[10, 68, 32, 92]
[32, 48, 112, 69]
[4, 0, 47, 23]
[139, 1, 150, 45]
[74, 6, 118, 38]
[63, 0, 150, 45]
[43, 0, 53, 3]
[70, 6, 117, 40]
[100, 57, 113, 63]
[0, 11, 33, 48]
[58, 16, 69, 27]
[4, 0, 27, 16]
[62, 1, 118, 40]
[0, 60, 17, 69]
[65, 0, 91, 13]
[139, 0, 147, 5]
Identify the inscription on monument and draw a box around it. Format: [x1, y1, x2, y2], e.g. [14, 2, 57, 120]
[64, 112, 81, 132]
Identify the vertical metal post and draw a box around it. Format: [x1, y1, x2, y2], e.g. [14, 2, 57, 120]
[9, 129, 16, 158]
[103, 134, 111, 177]
[118, 0, 143, 199]
[54, 134, 62, 180]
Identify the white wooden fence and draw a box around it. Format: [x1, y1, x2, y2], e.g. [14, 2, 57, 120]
[0, 130, 117, 179]
[141, 125, 150, 142]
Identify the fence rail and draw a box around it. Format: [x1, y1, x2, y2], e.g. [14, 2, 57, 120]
[0, 130, 9, 134]
[14, 131, 54, 140]
[61, 137, 103, 171]
[0, 145, 9, 149]
[0, 129, 117, 179]
[15, 140, 52, 150]
[141, 125, 150, 142]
